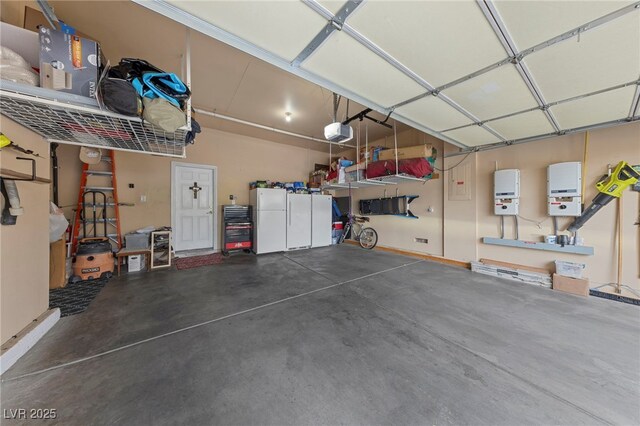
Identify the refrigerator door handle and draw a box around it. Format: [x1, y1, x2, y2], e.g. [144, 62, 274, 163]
[288, 201, 291, 226]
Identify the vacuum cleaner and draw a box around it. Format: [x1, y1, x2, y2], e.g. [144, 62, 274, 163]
[70, 191, 114, 283]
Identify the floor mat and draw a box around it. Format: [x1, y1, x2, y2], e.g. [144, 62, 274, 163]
[49, 278, 109, 317]
[175, 253, 224, 270]
[174, 248, 218, 259]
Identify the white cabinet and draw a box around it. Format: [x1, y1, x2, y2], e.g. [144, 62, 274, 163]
[287, 194, 311, 250]
[311, 195, 332, 248]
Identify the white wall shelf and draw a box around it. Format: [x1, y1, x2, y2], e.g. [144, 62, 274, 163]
[0, 80, 188, 157]
[482, 237, 594, 255]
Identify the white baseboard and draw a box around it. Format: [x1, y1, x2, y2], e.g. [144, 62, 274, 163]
[1, 308, 60, 376]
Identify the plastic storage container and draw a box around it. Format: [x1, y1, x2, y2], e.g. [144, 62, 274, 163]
[555, 260, 585, 279]
[125, 233, 150, 249]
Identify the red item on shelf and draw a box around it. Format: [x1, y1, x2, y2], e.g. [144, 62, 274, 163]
[366, 157, 433, 179]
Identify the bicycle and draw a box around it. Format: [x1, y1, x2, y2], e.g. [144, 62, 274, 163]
[338, 214, 378, 249]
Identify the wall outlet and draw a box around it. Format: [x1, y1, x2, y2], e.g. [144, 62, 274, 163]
[140, 195, 147, 203]
[414, 238, 428, 244]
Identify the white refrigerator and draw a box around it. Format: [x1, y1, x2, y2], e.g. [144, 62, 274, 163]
[287, 193, 312, 250]
[250, 188, 287, 254]
[311, 194, 332, 248]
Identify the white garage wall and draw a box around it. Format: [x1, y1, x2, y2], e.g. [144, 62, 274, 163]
[0, 118, 50, 345]
[55, 128, 329, 249]
[337, 129, 445, 257]
[445, 122, 640, 290]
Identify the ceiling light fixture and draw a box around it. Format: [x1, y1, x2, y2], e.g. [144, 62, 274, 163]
[285, 112, 292, 122]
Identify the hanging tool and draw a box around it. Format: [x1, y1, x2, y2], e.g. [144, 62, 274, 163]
[568, 161, 640, 232]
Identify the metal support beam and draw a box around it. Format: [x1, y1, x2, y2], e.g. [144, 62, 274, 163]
[444, 116, 639, 157]
[629, 79, 640, 119]
[441, 79, 640, 133]
[393, 1, 640, 111]
[194, 108, 355, 148]
[303, 0, 436, 91]
[132, 0, 393, 121]
[437, 93, 507, 142]
[36, 0, 59, 30]
[343, 108, 393, 129]
[292, 1, 363, 67]
[477, 0, 560, 132]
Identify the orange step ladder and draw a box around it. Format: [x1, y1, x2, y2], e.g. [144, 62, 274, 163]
[71, 150, 122, 255]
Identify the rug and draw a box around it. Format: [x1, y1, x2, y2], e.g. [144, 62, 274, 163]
[175, 253, 224, 270]
[49, 278, 109, 317]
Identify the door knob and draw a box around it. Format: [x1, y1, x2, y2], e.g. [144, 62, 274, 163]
[207, 210, 213, 214]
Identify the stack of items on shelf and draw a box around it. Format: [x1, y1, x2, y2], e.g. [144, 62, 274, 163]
[309, 170, 327, 188]
[323, 144, 438, 186]
[326, 158, 355, 184]
[0, 22, 105, 96]
[0, 20, 201, 143]
[249, 180, 322, 194]
[99, 58, 193, 134]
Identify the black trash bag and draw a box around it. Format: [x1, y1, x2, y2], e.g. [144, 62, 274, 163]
[98, 75, 142, 117]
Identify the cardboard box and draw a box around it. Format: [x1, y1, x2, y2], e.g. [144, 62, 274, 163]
[359, 146, 385, 163]
[128, 254, 145, 272]
[49, 239, 67, 289]
[309, 173, 326, 185]
[24, 6, 92, 39]
[344, 163, 366, 173]
[378, 144, 434, 161]
[554, 260, 585, 279]
[552, 274, 589, 297]
[39, 26, 102, 98]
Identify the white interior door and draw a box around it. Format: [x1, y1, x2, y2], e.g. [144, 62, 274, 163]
[173, 164, 215, 251]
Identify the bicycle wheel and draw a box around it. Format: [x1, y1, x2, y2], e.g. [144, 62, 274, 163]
[359, 227, 378, 249]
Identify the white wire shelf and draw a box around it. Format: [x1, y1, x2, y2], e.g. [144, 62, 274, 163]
[321, 174, 431, 190]
[365, 174, 429, 184]
[0, 80, 188, 157]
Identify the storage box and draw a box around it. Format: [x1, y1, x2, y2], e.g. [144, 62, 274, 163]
[344, 169, 365, 183]
[552, 274, 589, 297]
[359, 146, 385, 163]
[378, 144, 434, 161]
[39, 26, 102, 98]
[344, 163, 366, 173]
[555, 260, 585, 279]
[128, 254, 145, 272]
[49, 238, 67, 289]
[309, 173, 326, 185]
[125, 233, 150, 249]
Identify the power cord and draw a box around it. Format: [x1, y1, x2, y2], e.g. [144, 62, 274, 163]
[516, 215, 549, 229]
[433, 150, 475, 172]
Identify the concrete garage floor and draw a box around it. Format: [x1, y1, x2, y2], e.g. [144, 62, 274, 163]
[1, 245, 639, 425]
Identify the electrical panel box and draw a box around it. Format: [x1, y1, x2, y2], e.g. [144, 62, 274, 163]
[448, 161, 472, 201]
[548, 162, 582, 216]
[494, 169, 520, 215]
